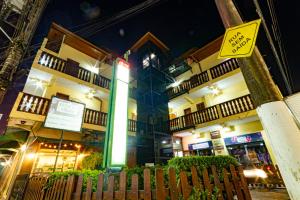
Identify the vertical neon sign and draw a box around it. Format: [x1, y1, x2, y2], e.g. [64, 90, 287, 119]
[103, 58, 130, 168]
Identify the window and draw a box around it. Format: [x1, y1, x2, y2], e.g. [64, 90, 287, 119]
[196, 102, 205, 111]
[142, 56, 150, 69]
[56, 93, 69, 100]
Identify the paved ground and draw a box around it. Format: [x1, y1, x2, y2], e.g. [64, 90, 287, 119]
[250, 189, 290, 200]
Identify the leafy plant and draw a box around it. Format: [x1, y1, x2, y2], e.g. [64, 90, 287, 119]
[46, 169, 104, 192]
[168, 155, 239, 175]
[82, 152, 103, 170]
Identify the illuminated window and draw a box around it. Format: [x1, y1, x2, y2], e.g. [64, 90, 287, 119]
[143, 56, 150, 68]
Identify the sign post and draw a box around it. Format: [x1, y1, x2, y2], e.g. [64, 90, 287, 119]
[103, 58, 130, 170]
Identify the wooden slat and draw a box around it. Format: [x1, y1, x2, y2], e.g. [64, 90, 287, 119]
[85, 177, 93, 200]
[223, 168, 234, 200]
[118, 171, 127, 200]
[155, 168, 165, 200]
[74, 175, 83, 200]
[105, 175, 114, 200]
[191, 166, 203, 191]
[64, 175, 75, 200]
[143, 169, 151, 200]
[96, 174, 104, 200]
[128, 174, 138, 200]
[238, 166, 252, 200]
[168, 168, 179, 200]
[211, 165, 224, 200]
[202, 168, 212, 199]
[230, 165, 244, 200]
[179, 171, 191, 200]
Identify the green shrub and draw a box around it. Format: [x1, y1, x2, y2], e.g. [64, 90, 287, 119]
[168, 155, 239, 174]
[46, 169, 104, 191]
[82, 152, 103, 170]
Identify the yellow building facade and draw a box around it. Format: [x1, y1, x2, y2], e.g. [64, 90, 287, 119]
[2, 23, 137, 179]
[167, 36, 276, 166]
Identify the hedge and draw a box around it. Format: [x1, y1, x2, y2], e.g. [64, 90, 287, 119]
[45, 156, 238, 191]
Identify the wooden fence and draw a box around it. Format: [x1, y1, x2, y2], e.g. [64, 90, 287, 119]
[23, 165, 252, 200]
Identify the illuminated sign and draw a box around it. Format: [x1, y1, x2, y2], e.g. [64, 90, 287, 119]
[44, 97, 85, 132]
[224, 132, 263, 146]
[188, 141, 212, 150]
[103, 58, 130, 167]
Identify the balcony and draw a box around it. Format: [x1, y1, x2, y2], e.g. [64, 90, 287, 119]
[37, 51, 111, 90]
[12, 92, 137, 132]
[166, 59, 239, 99]
[169, 94, 255, 132]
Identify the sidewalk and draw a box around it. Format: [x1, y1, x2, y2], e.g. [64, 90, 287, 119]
[250, 189, 290, 200]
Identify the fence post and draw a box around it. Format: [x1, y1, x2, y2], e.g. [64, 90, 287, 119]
[238, 166, 252, 200]
[143, 168, 151, 200]
[74, 175, 83, 200]
[179, 171, 192, 200]
[229, 165, 244, 199]
[130, 174, 139, 200]
[96, 174, 104, 200]
[85, 177, 92, 200]
[168, 168, 179, 200]
[155, 168, 166, 200]
[211, 165, 224, 200]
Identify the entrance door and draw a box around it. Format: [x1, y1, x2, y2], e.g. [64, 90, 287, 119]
[184, 108, 193, 126]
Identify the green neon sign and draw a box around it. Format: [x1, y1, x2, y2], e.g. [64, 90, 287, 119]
[103, 58, 130, 168]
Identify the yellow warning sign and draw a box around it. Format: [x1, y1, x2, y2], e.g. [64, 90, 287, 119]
[218, 19, 261, 59]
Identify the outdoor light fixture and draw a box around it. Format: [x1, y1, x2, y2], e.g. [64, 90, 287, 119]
[86, 90, 96, 99]
[209, 85, 221, 95]
[36, 80, 43, 88]
[103, 58, 130, 168]
[243, 169, 268, 179]
[20, 144, 27, 151]
[26, 153, 36, 160]
[172, 80, 182, 88]
[150, 53, 156, 59]
[162, 140, 167, 144]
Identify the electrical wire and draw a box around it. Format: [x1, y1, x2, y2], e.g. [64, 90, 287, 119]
[266, 0, 293, 90]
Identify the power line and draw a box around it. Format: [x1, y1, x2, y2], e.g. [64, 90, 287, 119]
[253, 0, 293, 94]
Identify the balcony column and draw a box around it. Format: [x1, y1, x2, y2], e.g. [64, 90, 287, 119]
[215, 0, 300, 198]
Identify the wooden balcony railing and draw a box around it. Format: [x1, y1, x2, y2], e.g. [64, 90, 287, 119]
[84, 108, 107, 126]
[17, 93, 50, 115]
[38, 51, 110, 89]
[38, 51, 66, 73]
[16, 93, 137, 131]
[209, 58, 239, 79]
[219, 94, 254, 117]
[167, 59, 239, 99]
[169, 105, 219, 132]
[128, 119, 137, 132]
[92, 74, 110, 89]
[169, 94, 255, 132]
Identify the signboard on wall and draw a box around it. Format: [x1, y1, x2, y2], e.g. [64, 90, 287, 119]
[224, 132, 263, 146]
[210, 130, 221, 139]
[44, 97, 85, 132]
[188, 141, 213, 151]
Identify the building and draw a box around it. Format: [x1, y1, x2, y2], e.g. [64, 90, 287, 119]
[165, 36, 276, 166]
[0, 23, 138, 197]
[0, 23, 279, 198]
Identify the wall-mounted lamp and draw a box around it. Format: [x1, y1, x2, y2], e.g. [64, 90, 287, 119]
[209, 85, 221, 95]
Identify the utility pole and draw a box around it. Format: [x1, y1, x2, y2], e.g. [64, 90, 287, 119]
[215, 0, 300, 199]
[0, 0, 48, 104]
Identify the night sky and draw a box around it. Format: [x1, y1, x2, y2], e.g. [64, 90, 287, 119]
[32, 0, 300, 95]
